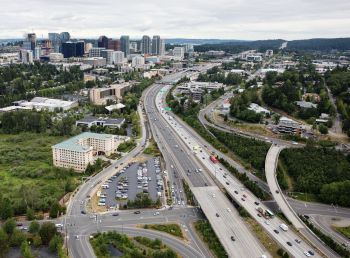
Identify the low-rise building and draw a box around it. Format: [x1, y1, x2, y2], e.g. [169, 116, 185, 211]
[248, 103, 270, 115]
[89, 82, 132, 105]
[52, 132, 117, 172]
[276, 117, 304, 134]
[295, 101, 317, 109]
[76, 116, 125, 129]
[5, 97, 78, 112]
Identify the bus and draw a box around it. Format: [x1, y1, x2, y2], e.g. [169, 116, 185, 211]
[265, 209, 275, 218]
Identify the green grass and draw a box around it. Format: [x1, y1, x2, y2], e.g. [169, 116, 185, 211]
[334, 226, 350, 240]
[143, 139, 161, 156]
[0, 133, 81, 215]
[144, 224, 184, 239]
[194, 220, 228, 258]
[90, 231, 178, 258]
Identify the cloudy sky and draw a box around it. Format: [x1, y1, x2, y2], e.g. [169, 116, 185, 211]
[1, 0, 349, 40]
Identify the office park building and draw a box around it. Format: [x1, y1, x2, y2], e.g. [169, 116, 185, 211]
[52, 132, 117, 172]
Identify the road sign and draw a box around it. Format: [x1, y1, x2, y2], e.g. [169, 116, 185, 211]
[164, 107, 172, 111]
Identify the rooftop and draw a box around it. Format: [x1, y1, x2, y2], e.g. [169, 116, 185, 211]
[52, 132, 114, 152]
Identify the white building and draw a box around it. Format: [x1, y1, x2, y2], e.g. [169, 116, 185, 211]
[17, 97, 78, 111]
[85, 43, 93, 54]
[132, 56, 145, 67]
[82, 57, 106, 68]
[265, 49, 274, 57]
[101, 49, 114, 65]
[111, 51, 125, 64]
[34, 46, 41, 60]
[49, 53, 64, 62]
[52, 132, 117, 172]
[89, 47, 105, 57]
[248, 103, 270, 115]
[173, 47, 185, 60]
[20, 49, 33, 64]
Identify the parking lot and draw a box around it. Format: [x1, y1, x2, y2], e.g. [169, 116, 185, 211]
[97, 157, 164, 209]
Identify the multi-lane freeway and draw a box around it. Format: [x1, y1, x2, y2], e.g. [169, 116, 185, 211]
[144, 68, 270, 258]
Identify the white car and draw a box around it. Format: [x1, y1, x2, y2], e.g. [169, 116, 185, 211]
[304, 251, 311, 257]
[153, 212, 160, 216]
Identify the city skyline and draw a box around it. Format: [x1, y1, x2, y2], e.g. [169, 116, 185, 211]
[1, 0, 350, 40]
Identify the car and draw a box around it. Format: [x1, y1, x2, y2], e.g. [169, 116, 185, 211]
[154, 212, 160, 216]
[257, 213, 262, 217]
[308, 250, 314, 256]
[212, 194, 216, 198]
[216, 213, 220, 217]
[304, 251, 311, 257]
[231, 236, 235, 241]
[287, 241, 292, 246]
[223, 175, 227, 178]
[226, 182, 230, 185]
[254, 201, 260, 205]
[75, 235, 79, 240]
[227, 208, 231, 212]
[275, 190, 280, 194]
[243, 194, 247, 198]
[264, 221, 270, 225]
[81, 210, 86, 215]
[134, 211, 141, 214]
[234, 190, 238, 194]
[16, 222, 23, 227]
[112, 213, 119, 216]
[204, 183, 208, 186]
[273, 229, 279, 234]
[295, 239, 301, 244]
[304, 215, 310, 219]
[241, 198, 245, 201]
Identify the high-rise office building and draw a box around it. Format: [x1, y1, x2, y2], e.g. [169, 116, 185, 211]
[98, 35, 109, 49]
[48, 33, 61, 52]
[62, 41, 85, 58]
[151, 35, 165, 56]
[130, 41, 138, 53]
[120, 35, 130, 57]
[141, 35, 151, 54]
[34, 46, 41, 60]
[23, 33, 36, 51]
[89, 47, 105, 57]
[101, 49, 114, 65]
[108, 39, 120, 51]
[85, 43, 93, 53]
[173, 47, 185, 59]
[60, 32, 71, 43]
[76, 41, 85, 57]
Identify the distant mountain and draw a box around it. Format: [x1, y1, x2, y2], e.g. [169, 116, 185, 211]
[287, 38, 350, 51]
[165, 38, 247, 45]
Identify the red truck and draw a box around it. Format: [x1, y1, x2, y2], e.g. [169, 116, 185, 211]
[210, 155, 218, 163]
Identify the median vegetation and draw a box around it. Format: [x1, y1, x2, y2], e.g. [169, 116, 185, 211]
[124, 193, 161, 209]
[300, 216, 350, 257]
[144, 223, 184, 239]
[143, 138, 161, 156]
[117, 139, 136, 152]
[182, 179, 196, 205]
[90, 231, 177, 258]
[194, 220, 228, 258]
[210, 127, 270, 174]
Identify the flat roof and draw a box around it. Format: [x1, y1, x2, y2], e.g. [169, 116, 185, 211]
[53, 132, 114, 152]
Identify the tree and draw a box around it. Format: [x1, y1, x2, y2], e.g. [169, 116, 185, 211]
[0, 229, 9, 258]
[32, 234, 42, 247]
[26, 208, 35, 221]
[49, 202, 60, 218]
[3, 218, 16, 235]
[319, 124, 328, 134]
[0, 197, 14, 219]
[49, 234, 63, 252]
[39, 222, 57, 245]
[29, 221, 40, 234]
[20, 241, 35, 258]
[10, 229, 26, 246]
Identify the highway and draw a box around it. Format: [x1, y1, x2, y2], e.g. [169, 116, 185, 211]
[144, 68, 269, 258]
[155, 76, 327, 257]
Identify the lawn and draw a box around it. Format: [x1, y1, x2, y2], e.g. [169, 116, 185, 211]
[144, 223, 184, 239]
[0, 133, 81, 215]
[334, 226, 350, 240]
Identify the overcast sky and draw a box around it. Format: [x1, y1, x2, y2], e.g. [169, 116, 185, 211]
[1, 0, 349, 40]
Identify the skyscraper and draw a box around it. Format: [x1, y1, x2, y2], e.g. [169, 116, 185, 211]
[160, 39, 165, 56]
[98, 35, 109, 49]
[120, 35, 130, 57]
[60, 32, 71, 43]
[48, 33, 60, 52]
[108, 39, 120, 51]
[61, 41, 85, 58]
[23, 33, 36, 51]
[152, 35, 162, 55]
[141, 35, 151, 54]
